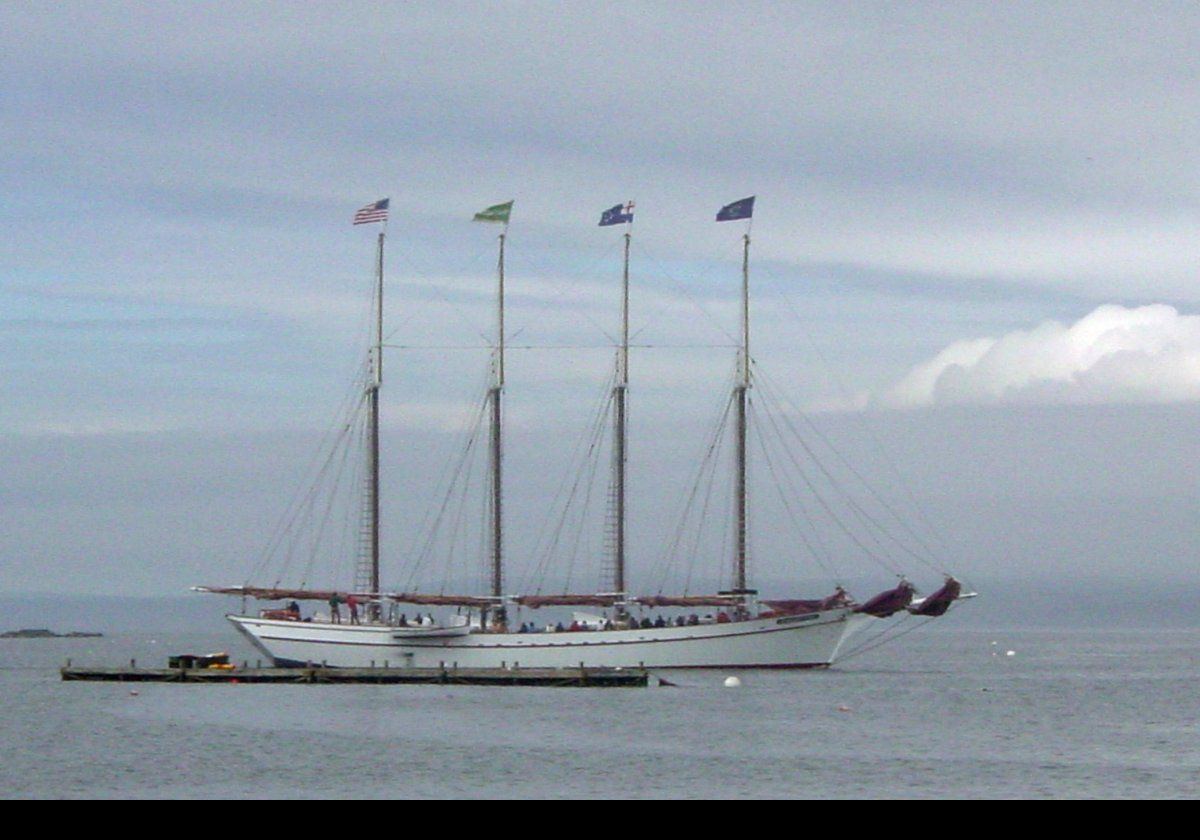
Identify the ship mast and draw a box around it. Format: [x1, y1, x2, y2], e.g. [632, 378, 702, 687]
[613, 224, 631, 597]
[734, 231, 749, 593]
[490, 229, 506, 600]
[356, 229, 384, 616]
[470, 201, 513, 621]
[714, 196, 755, 597]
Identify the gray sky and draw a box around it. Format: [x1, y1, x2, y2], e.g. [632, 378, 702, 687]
[3, 2, 1199, 599]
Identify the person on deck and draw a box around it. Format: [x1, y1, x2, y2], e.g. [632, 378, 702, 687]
[347, 594, 360, 625]
[328, 593, 343, 624]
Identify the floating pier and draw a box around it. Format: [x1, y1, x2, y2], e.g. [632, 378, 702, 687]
[60, 661, 651, 687]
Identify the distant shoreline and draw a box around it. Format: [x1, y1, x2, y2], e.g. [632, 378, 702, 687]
[1, 628, 103, 639]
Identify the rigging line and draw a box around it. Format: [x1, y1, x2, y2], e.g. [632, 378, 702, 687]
[397, 230, 498, 280]
[752, 377, 903, 575]
[384, 280, 492, 347]
[447, 379, 496, 596]
[756, 372, 940, 575]
[676, 376, 738, 595]
[755, 366, 947, 570]
[601, 352, 628, 596]
[403, 384, 491, 593]
[766, 286, 955, 570]
[476, 474, 491, 597]
[397, 384, 482, 589]
[326, 408, 369, 590]
[387, 234, 505, 348]
[295, 406, 359, 591]
[756, 376, 899, 563]
[753, 398, 839, 576]
[318, 401, 367, 588]
[442, 438, 482, 596]
[408, 369, 492, 554]
[835, 613, 942, 664]
[535, 369, 619, 590]
[661, 364, 741, 592]
[247, 362, 371, 584]
[563, 391, 613, 593]
[429, 410, 482, 597]
[303, 374, 373, 578]
[257, 389, 367, 588]
[631, 240, 740, 348]
[522, 368, 616, 594]
[295, 409, 355, 587]
[647, 372, 734, 591]
[751, 411, 840, 581]
[526, 274, 620, 349]
[683, 405, 729, 596]
[755, 371, 912, 564]
[388, 240, 501, 348]
[383, 342, 740, 351]
[508, 235, 626, 346]
[399, 368, 493, 588]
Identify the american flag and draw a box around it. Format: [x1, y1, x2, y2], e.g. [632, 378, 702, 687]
[353, 198, 389, 225]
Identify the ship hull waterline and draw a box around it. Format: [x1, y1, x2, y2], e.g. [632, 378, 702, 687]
[228, 608, 873, 670]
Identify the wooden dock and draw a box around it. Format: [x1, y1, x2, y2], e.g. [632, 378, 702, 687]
[60, 662, 651, 687]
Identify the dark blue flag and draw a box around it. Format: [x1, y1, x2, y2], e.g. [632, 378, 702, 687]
[716, 196, 755, 222]
[599, 201, 635, 227]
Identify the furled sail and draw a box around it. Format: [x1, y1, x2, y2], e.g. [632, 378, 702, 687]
[853, 580, 915, 618]
[194, 586, 498, 608]
[514, 594, 621, 609]
[633, 595, 741, 608]
[388, 593, 498, 608]
[761, 587, 853, 615]
[907, 577, 962, 617]
[194, 586, 358, 602]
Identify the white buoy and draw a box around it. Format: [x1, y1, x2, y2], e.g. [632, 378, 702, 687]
[723, 676, 742, 688]
[1006, 650, 1016, 657]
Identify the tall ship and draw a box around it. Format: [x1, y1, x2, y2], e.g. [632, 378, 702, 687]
[199, 196, 970, 670]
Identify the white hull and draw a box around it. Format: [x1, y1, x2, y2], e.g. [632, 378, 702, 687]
[228, 608, 872, 670]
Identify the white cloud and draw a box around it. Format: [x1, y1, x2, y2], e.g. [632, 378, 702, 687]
[882, 304, 1200, 408]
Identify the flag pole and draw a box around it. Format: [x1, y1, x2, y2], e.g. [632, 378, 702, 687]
[734, 226, 750, 594]
[368, 225, 384, 613]
[490, 213, 510, 610]
[613, 204, 632, 602]
[350, 197, 389, 618]
[471, 200, 513, 625]
[714, 195, 755, 601]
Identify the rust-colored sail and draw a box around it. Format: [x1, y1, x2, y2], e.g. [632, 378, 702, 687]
[633, 595, 740, 608]
[762, 587, 854, 615]
[196, 586, 498, 608]
[908, 577, 962, 617]
[514, 594, 621, 609]
[196, 586, 356, 602]
[853, 581, 915, 618]
[388, 593, 498, 608]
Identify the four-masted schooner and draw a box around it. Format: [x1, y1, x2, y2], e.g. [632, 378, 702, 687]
[199, 196, 968, 669]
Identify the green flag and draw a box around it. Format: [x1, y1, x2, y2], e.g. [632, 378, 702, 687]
[473, 200, 514, 224]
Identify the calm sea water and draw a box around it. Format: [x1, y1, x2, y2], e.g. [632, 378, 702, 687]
[2, 624, 1198, 799]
